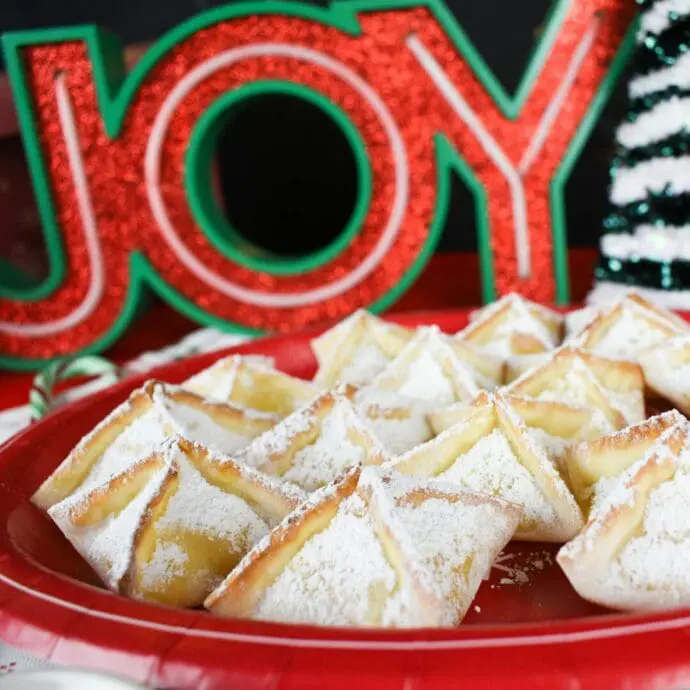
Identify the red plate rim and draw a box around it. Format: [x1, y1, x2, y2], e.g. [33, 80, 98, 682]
[2, 309, 690, 685]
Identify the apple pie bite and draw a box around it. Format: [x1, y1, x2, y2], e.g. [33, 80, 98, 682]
[504, 347, 645, 435]
[570, 292, 689, 362]
[456, 293, 563, 363]
[184, 354, 320, 417]
[389, 392, 584, 542]
[639, 334, 690, 414]
[48, 436, 305, 608]
[429, 392, 591, 471]
[561, 410, 688, 517]
[558, 417, 690, 611]
[234, 386, 387, 491]
[367, 326, 481, 409]
[311, 310, 414, 387]
[33, 380, 277, 511]
[205, 466, 521, 627]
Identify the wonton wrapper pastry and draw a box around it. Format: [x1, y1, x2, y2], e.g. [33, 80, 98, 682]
[570, 292, 689, 362]
[311, 310, 414, 387]
[367, 326, 481, 409]
[205, 466, 521, 627]
[389, 392, 583, 542]
[33, 380, 278, 511]
[429, 392, 591, 471]
[562, 410, 688, 517]
[234, 386, 387, 491]
[558, 422, 690, 611]
[184, 354, 320, 417]
[457, 294, 563, 364]
[48, 436, 306, 608]
[504, 347, 644, 435]
[639, 335, 690, 415]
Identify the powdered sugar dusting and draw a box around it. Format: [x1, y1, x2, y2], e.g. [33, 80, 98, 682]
[49, 459, 170, 590]
[588, 305, 675, 360]
[282, 400, 368, 491]
[83, 405, 171, 489]
[396, 350, 455, 405]
[606, 388, 645, 425]
[489, 549, 554, 588]
[356, 388, 432, 455]
[237, 395, 382, 491]
[438, 429, 557, 533]
[643, 352, 690, 402]
[459, 295, 558, 358]
[338, 341, 391, 386]
[139, 542, 188, 592]
[183, 355, 273, 401]
[81, 392, 259, 491]
[610, 471, 690, 594]
[162, 397, 256, 454]
[391, 495, 515, 622]
[235, 403, 316, 468]
[255, 493, 399, 626]
[155, 447, 268, 543]
[525, 427, 570, 464]
[533, 358, 615, 435]
[565, 306, 600, 338]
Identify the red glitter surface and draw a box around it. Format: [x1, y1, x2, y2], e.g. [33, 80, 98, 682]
[0, 1, 634, 360]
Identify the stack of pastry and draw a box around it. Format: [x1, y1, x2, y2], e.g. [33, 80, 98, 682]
[34, 291, 690, 626]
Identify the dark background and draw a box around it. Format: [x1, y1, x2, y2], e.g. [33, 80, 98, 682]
[0, 0, 631, 258]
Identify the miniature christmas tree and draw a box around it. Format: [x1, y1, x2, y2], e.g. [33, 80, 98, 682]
[590, 0, 690, 307]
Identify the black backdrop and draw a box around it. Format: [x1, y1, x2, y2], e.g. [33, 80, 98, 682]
[0, 0, 630, 256]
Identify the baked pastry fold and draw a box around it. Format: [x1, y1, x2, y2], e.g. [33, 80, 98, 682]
[205, 466, 521, 627]
[639, 334, 690, 414]
[48, 436, 305, 607]
[367, 326, 483, 409]
[569, 292, 689, 362]
[388, 392, 584, 542]
[504, 347, 645, 435]
[562, 410, 688, 517]
[184, 354, 320, 417]
[429, 392, 591, 471]
[234, 386, 387, 491]
[558, 417, 690, 611]
[33, 380, 277, 511]
[311, 310, 414, 387]
[456, 294, 563, 366]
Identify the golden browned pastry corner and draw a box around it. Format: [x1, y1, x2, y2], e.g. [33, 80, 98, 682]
[503, 347, 644, 436]
[311, 310, 414, 387]
[47, 436, 306, 608]
[32, 380, 278, 512]
[558, 417, 690, 611]
[455, 293, 563, 369]
[184, 354, 321, 417]
[569, 292, 689, 362]
[205, 466, 521, 627]
[639, 334, 690, 415]
[366, 326, 482, 409]
[233, 385, 387, 492]
[429, 392, 591, 471]
[561, 410, 688, 518]
[388, 392, 584, 542]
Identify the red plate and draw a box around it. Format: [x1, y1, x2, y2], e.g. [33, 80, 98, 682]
[1, 310, 690, 689]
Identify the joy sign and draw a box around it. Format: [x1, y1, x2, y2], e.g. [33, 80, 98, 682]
[0, 0, 635, 369]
